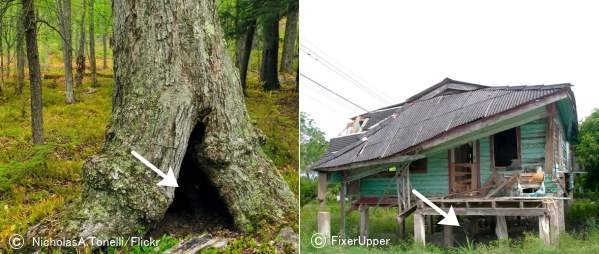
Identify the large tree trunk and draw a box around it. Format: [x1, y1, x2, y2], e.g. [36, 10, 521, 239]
[260, 12, 280, 90]
[280, 1, 298, 74]
[74, 0, 86, 87]
[35, 0, 296, 243]
[89, 0, 97, 87]
[22, 0, 44, 144]
[236, 19, 256, 94]
[58, 0, 76, 103]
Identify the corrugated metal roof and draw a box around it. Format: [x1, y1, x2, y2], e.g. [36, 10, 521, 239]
[311, 83, 571, 170]
[326, 133, 365, 155]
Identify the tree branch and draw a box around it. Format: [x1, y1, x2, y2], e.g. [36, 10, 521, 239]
[36, 18, 74, 50]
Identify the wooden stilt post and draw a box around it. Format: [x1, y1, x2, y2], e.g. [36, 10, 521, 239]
[557, 199, 565, 233]
[443, 225, 454, 248]
[470, 217, 480, 234]
[539, 214, 550, 245]
[396, 215, 406, 239]
[359, 204, 369, 239]
[495, 216, 508, 239]
[317, 173, 330, 240]
[426, 215, 433, 234]
[339, 181, 346, 238]
[414, 213, 426, 245]
[317, 172, 327, 209]
[548, 200, 560, 245]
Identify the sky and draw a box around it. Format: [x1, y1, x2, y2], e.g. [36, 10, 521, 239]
[299, 0, 599, 139]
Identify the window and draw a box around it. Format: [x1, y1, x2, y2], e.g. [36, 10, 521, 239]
[409, 158, 427, 173]
[493, 128, 519, 167]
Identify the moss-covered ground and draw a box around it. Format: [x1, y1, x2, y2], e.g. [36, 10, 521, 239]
[0, 53, 298, 253]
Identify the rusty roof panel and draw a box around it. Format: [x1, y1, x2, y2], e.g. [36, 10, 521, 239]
[311, 83, 571, 170]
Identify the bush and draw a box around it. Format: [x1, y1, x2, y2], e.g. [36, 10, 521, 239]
[300, 177, 316, 206]
[568, 200, 599, 223]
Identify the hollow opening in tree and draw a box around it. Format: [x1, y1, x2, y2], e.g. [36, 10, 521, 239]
[150, 123, 234, 237]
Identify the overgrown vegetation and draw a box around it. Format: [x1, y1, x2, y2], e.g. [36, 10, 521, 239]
[300, 200, 599, 253]
[576, 109, 599, 191]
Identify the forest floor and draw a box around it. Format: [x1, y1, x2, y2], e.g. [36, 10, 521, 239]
[300, 199, 599, 253]
[0, 59, 298, 253]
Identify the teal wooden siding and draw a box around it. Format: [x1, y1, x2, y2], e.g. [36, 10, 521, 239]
[329, 171, 343, 183]
[409, 150, 449, 196]
[353, 116, 567, 197]
[479, 137, 492, 186]
[520, 119, 546, 166]
[358, 150, 449, 197]
[520, 118, 558, 193]
[359, 177, 397, 197]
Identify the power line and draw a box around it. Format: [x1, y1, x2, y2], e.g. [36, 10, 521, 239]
[300, 44, 394, 104]
[300, 73, 369, 112]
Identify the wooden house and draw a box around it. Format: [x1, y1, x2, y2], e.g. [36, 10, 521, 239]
[310, 78, 577, 246]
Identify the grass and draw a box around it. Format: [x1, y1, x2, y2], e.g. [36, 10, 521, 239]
[300, 199, 599, 253]
[0, 52, 298, 252]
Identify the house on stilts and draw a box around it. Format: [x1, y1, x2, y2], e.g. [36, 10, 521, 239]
[310, 78, 578, 247]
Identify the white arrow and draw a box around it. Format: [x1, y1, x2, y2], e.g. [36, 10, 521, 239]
[412, 189, 459, 226]
[131, 150, 179, 187]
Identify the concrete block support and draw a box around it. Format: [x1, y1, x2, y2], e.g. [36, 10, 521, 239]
[414, 213, 426, 245]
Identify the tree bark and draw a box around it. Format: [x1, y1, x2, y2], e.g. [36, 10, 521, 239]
[280, 1, 298, 74]
[260, 12, 280, 90]
[0, 32, 4, 96]
[74, 0, 86, 87]
[22, 0, 44, 144]
[58, 0, 76, 103]
[34, 0, 296, 244]
[236, 19, 256, 95]
[102, 33, 107, 69]
[89, 0, 97, 87]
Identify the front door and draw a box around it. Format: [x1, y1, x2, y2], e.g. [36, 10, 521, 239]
[449, 142, 479, 194]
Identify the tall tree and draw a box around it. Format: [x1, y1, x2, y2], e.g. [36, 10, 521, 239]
[234, 0, 257, 94]
[74, 0, 86, 87]
[300, 112, 328, 172]
[23, 0, 44, 144]
[236, 19, 255, 94]
[57, 0, 75, 103]
[259, 1, 281, 91]
[15, 8, 26, 95]
[34, 0, 296, 241]
[89, 0, 97, 87]
[577, 109, 599, 191]
[102, 28, 107, 69]
[279, 0, 297, 73]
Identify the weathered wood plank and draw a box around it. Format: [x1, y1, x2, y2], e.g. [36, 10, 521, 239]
[495, 216, 508, 239]
[539, 214, 550, 245]
[485, 175, 517, 199]
[396, 215, 406, 239]
[359, 204, 369, 238]
[318, 172, 327, 203]
[547, 200, 560, 245]
[443, 225, 454, 248]
[419, 208, 547, 216]
[414, 213, 426, 245]
[164, 234, 222, 254]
